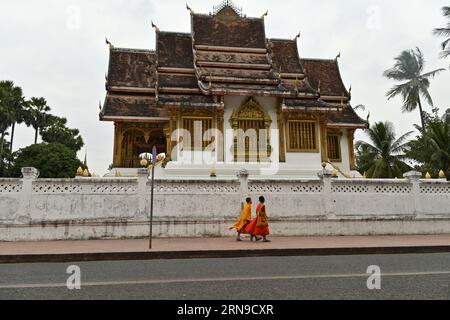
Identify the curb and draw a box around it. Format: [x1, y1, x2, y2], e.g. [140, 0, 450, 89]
[1, 245, 450, 264]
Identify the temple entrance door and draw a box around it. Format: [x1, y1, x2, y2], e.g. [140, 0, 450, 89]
[231, 98, 272, 163]
[236, 119, 265, 162]
[121, 128, 166, 168]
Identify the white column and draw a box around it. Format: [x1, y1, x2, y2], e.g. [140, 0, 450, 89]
[405, 171, 423, 217]
[16, 167, 39, 223]
[137, 168, 149, 218]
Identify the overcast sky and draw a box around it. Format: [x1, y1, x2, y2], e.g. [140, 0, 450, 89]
[1, 0, 449, 175]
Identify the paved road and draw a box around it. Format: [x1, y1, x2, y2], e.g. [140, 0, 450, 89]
[0, 253, 449, 300]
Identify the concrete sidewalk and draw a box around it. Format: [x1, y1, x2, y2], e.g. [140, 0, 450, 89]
[1, 235, 450, 264]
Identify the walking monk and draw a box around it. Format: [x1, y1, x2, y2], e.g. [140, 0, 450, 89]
[229, 197, 253, 241]
[245, 196, 270, 242]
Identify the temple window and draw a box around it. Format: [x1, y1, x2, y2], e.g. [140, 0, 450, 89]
[182, 117, 213, 151]
[327, 134, 341, 162]
[286, 120, 318, 152]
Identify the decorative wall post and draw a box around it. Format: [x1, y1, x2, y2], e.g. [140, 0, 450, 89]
[237, 169, 249, 207]
[137, 168, 149, 218]
[318, 164, 334, 218]
[17, 167, 39, 223]
[405, 171, 422, 216]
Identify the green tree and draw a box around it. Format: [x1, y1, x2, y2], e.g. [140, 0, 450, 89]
[434, 6, 450, 61]
[26, 97, 52, 144]
[10, 143, 82, 179]
[383, 48, 445, 129]
[355, 141, 376, 176]
[0, 133, 11, 176]
[40, 116, 84, 152]
[356, 122, 412, 178]
[407, 114, 450, 179]
[0, 81, 26, 154]
[0, 83, 16, 176]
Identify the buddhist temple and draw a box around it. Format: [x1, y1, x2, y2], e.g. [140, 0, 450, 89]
[100, 1, 368, 177]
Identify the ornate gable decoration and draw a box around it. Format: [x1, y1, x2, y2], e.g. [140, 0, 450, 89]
[213, 0, 243, 19]
[231, 97, 272, 124]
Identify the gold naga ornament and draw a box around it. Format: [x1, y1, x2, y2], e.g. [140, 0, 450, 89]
[76, 167, 83, 176]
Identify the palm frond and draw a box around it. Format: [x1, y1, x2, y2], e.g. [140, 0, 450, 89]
[420, 68, 446, 79]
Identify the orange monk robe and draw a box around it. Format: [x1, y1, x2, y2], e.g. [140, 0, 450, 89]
[229, 203, 252, 233]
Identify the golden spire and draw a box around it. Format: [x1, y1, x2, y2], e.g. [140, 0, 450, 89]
[76, 167, 83, 176]
[425, 172, 432, 179]
[439, 170, 446, 178]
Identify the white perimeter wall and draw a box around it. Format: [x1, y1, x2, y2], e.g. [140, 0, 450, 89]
[1, 169, 450, 241]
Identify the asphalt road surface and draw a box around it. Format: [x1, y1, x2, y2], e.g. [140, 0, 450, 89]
[0, 253, 449, 300]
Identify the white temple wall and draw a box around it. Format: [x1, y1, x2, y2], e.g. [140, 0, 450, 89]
[1, 169, 450, 241]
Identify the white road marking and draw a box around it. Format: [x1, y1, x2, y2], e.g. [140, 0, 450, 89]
[1, 271, 450, 289]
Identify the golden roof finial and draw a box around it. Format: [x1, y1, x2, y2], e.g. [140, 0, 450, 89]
[151, 21, 160, 32]
[105, 37, 113, 49]
[261, 10, 268, 19]
[294, 31, 301, 41]
[335, 51, 341, 60]
[186, 3, 194, 14]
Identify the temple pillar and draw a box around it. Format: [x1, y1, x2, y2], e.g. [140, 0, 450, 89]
[217, 108, 225, 162]
[113, 122, 124, 168]
[277, 103, 286, 163]
[320, 120, 328, 163]
[347, 128, 357, 170]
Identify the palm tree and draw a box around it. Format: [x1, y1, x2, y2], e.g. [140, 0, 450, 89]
[0, 81, 26, 154]
[0, 83, 16, 176]
[407, 120, 450, 179]
[26, 97, 52, 144]
[434, 6, 450, 60]
[356, 122, 412, 178]
[383, 48, 445, 130]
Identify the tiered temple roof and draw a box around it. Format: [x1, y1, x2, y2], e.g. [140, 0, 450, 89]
[100, 2, 367, 128]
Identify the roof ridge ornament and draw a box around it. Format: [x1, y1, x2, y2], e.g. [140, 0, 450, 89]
[151, 21, 160, 32]
[293, 32, 301, 41]
[261, 10, 268, 19]
[186, 3, 193, 15]
[105, 37, 113, 49]
[335, 51, 341, 60]
[213, 0, 242, 17]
